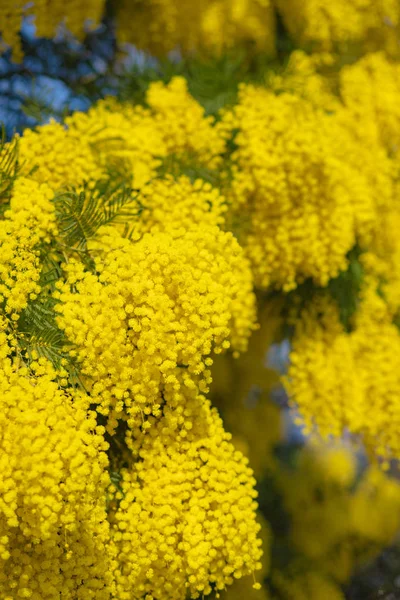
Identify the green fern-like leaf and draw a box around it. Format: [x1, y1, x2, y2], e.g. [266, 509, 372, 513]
[18, 297, 84, 388]
[53, 178, 143, 253]
[0, 130, 19, 215]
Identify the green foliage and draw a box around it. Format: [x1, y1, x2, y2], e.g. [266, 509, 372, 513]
[118, 51, 278, 116]
[278, 245, 365, 337]
[0, 131, 18, 215]
[16, 252, 83, 386]
[53, 176, 143, 254]
[157, 152, 223, 187]
[327, 245, 364, 332]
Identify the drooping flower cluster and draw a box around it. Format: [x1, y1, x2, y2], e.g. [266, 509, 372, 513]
[108, 394, 263, 599]
[283, 52, 400, 462]
[55, 224, 256, 439]
[286, 280, 400, 462]
[220, 85, 385, 290]
[0, 77, 264, 599]
[0, 334, 113, 599]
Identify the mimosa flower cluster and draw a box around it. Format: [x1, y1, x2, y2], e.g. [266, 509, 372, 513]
[287, 279, 400, 462]
[275, 0, 400, 56]
[3, 7, 400, 593]
[108, 395, 262, 599]
[0, 78, 264, 599]
[55, 224, 256, 440]
[220, 85, 382, 291]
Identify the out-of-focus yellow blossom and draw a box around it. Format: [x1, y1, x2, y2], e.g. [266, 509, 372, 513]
[108, 394, 263, 599]
[0, 1, 25, 62]
[0, 0, 105, 61]
[135, 175, 227, 235]
[33, 0, 105, 41]
[0, 342, 113, 599]
[361, 216, 400, 317]
[278, 446, 358, 582]
[351, 466, 400, 542]
[275, 444, 400, 591]
[275, 0, 400, 56]
[287, 281, 400, 461]
[266, 50, 339, 110]
[217, 576, 270, 600]
[55, 225, 256, 435]
[221, 85, 378, 290]
[272, 569, 345, 600]
[116, 0, 276, 57]
[1, 0, 275, 62]
[0, 178, 56, 316]
[146, 77, 227, 170]
[339, 52, 400, 156]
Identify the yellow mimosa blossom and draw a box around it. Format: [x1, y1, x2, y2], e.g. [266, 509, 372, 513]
[0, 345, 113, 599]
[221, 85, 377, 290]
[287, 281, 400, 461]
[108, 394, 263, 599]
[55, 225, 256, 434]
[275, 0, 400, 56]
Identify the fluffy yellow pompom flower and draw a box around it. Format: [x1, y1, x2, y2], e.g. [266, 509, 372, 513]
[15, 79, 226, 194]
[287, 281, 400, 461]
[116, 0, 276, 57]
[55, 225, 256, 434]
[0, 347, 113, 599]
[108, 394, 263, 600]
[0, 177, 56, 316]
[17, 120, 103, 191]
[8, 176, 57, 241]
[135, 175, 227, 235]
[222, 85, 377, 290]
[275, 0, 400, 56]
[67, 78, 227, 183]
[146, 77, 227, 170]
